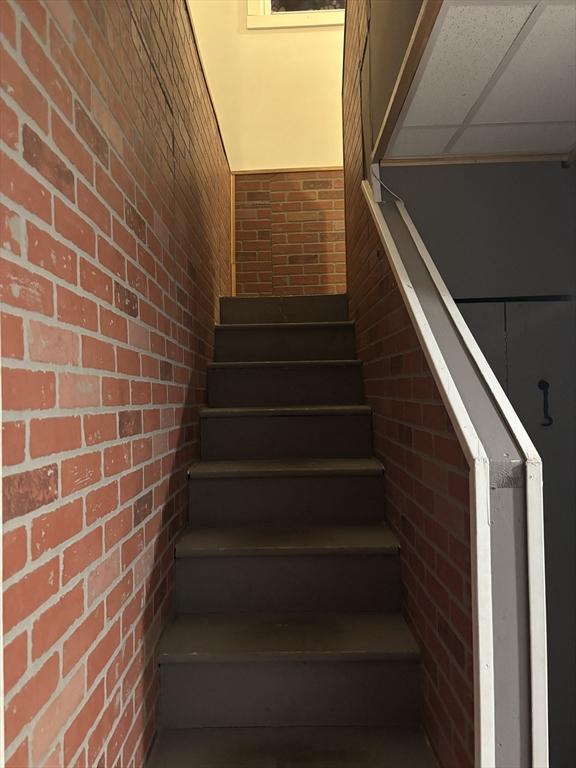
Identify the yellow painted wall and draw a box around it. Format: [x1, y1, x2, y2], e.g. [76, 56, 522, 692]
[187, 0, 344, 172]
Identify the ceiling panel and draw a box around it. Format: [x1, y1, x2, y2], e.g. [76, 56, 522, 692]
[451, 122, 576, 154]
[474, 2, 576, 124]
[388, 126, 458, 157]
[402, 1, 536, 127]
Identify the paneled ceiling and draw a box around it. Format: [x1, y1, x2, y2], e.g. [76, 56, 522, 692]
[386, 0, 576, 160]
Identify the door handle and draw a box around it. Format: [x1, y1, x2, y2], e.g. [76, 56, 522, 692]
[538, 379, 553, 427]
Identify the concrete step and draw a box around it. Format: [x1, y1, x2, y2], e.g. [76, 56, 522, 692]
[207, 360, 364, 407]
[158, 612, 421, 728]
[200, 405, 373, 461]
[214, 321, 356, 362]
[147, 727, 438, 768]
[187, 458, 386, 527]
[174, 525, 401, 613]
[220, 294, 348, 324]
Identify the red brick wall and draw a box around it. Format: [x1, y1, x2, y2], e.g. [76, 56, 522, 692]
[235, 170, 346, 296]
[343, 3, 474, 766]
[1, 1, 231, 766]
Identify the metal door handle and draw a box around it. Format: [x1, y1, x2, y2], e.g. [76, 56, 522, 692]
[538, 379, 553, 426]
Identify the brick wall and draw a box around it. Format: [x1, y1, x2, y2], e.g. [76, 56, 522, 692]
[343, 3, 474, 766]
[1, 1, 231, 766]
[235, 170, 346, 296]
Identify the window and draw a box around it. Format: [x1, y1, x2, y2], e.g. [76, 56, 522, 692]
[247, 0, 345, 29]
[272, 1, 346, 11]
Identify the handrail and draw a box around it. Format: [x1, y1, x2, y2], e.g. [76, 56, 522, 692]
[396, 201, 548, 767]
[362, 178, 548, 767]
[362, 179, 495, 764]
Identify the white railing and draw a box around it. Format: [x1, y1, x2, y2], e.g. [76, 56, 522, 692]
[362, 177, 547, 767]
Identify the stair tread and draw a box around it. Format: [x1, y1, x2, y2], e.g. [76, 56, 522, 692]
[147, 727, 437, 767]
[200, 404, 371, 418]
[176, 524, 399, 557]
[208, 359, 361, 369]
[158, 612, 419, 663]
[187, 457, 384, 479]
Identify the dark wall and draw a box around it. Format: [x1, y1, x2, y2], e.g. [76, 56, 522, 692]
[382, 159, 576, 767]
[382, 162, 576, 298]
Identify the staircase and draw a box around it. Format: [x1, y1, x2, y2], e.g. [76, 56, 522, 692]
[147, 295, 437, 767]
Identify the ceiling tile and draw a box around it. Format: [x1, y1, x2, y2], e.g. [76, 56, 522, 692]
[474, 3, 576, 124]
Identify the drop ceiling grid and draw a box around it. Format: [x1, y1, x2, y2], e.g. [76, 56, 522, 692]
[385, 0, 576, 160]
[451, 121, 576, 154]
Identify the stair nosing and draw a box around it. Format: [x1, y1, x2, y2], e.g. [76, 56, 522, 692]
[200, 405, 372, 418]
[208, 359, 362, 369]
[220, 294, 347, 302]
[160, 651, 415, 664]
[215, 321, 355, 331]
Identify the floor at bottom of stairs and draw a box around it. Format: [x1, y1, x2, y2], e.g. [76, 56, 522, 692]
[146, 727, 438, 767]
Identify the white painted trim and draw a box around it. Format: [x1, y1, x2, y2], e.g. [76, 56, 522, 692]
[525, 460, 548, 768]
[396, 201, 548, 766]
[470, 456, 496, 768]
[246, 0, 344, 29]
[247, 0, 268, 13]
[361, 180, 497, 766]
[233, 165, 343, 175]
